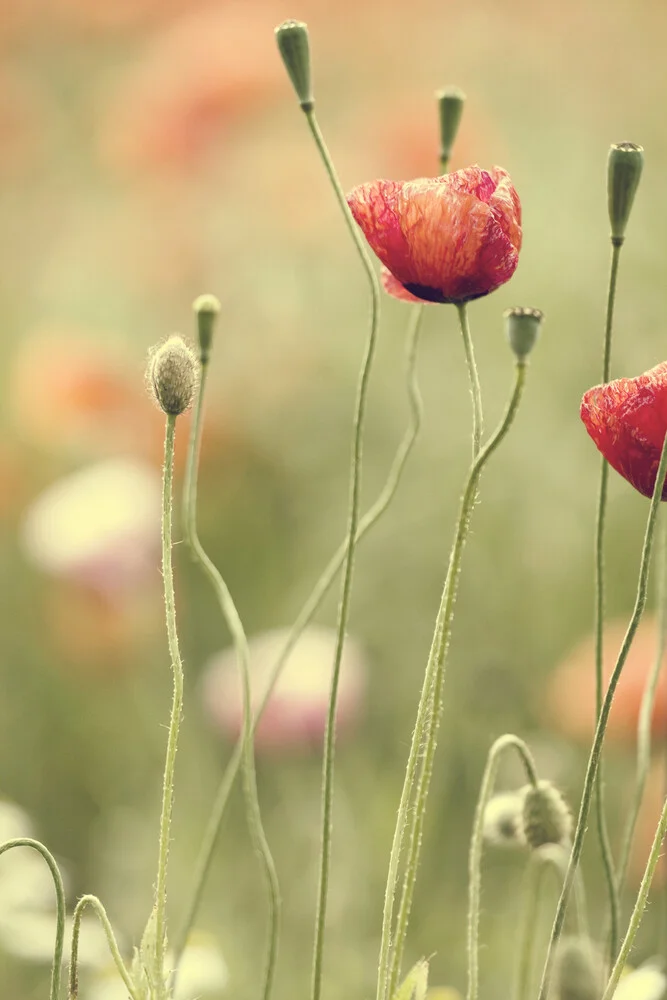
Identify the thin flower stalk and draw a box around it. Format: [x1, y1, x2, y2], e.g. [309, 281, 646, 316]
[69, 894, 137, 1000]
[617, 511, 667, 892]
[154, 412, 183, 985]
[302, 105, 381, 1000]
[175, 304, 423, 961]
[383, 359, 529, 1000]
[177, 359, 280, 1000]
[0, 838, 65, 1000]
[467, 736, 539, 1000]
[593, 239, 623, 966]
[601, 793, 667, 1000]
[537, 428, 667, 1000]
[456, 302, 483, 457]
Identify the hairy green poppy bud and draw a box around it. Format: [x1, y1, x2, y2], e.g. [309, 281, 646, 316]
[552, 938, 603, 1000]
[436, 86, 465, 170]
[192, 293, 220, 365]
[608, 142, 644, 245]
[520, 780, 572, 849]
[504, 307, 543, 360]
[148, 336, 198, 416]
[275, 20, 313, 111]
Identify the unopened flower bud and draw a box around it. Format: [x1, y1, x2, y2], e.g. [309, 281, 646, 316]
[608, 142, 644, 245]
[520, 780, 572, 849]
[553, 938, 603, 1000]
[504, 307, 543, 360]
[275, 20, 313, 111]
[436, 87, 465, 170]
[193, 294, 221, 365]
[148, 336, 198, 416]
[482, 792, 524, 847]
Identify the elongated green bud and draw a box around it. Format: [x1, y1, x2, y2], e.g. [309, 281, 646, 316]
[608, 142, 644, 245]
[520, 780, 572, 849]
[552, 938, 603, 1000]
[275, 20, 313, 111]
[192, 293, 220, 365]
[436, 87, 465, 170]
[504, 307, 544, 360]
[148, 336, 198, 416]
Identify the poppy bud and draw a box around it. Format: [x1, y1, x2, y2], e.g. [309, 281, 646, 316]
[192, 294, 221, 365]
[482, 792, 524, 847]
[148, 336, 198, 416]
[436, 86, 465, 170]
[520, 780, 572, 849]
[552, 938, 603, 1000]
[504, 307, 543, 359]
[275, 20, 313, 112]
[608, 142, 644, 245]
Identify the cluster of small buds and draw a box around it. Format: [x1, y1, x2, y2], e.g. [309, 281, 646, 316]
[520, 779, 572, 850]
[552, 937, 604, 1000]
[147, 336, 198, 417]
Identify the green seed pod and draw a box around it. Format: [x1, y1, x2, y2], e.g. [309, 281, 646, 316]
[608, 142, 644, 245]
[275, 20, 313, 111]
[192, 293, 221, 365]
[520, 780, 572, 849]
[504, 307, 544, 360]
[552, 938, 603, 1000]
[436, 87, 465, 170]
[148, 336, 198, 416]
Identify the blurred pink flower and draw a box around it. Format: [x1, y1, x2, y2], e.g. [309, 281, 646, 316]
[202, 625, 367, 752]
[21, 457, 162, 595]
[97, 2, 282, 174]
[629, 757, 667, 890]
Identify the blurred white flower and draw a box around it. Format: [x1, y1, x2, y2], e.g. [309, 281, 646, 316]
[482, 792, 524, 847]
[202, 625, 367, 751]
[86, 933, 228, 1000]
[21, 458, 161, 594]
[614, 964, 666, 1000]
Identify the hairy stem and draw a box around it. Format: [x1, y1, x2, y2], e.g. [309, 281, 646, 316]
[69, 894, 137, 1000]
[456, 302, 483, 458]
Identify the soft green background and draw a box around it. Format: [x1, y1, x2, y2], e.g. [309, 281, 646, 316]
[0, 0, 666, 997]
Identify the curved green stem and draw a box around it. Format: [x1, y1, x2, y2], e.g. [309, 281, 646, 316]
[302, 106, 382, 1000]
[175, 361, 281, 1000]
[382, 361, 529, 1000]
[514, 845, 586, 1000]
[617, 511, 667, 892]
[602, 794, 667, 1000]
[69, 894, 137, 1000]
[175, 305, 423, 961]
[154, 412, 182, 984]
[456, 303, 483, 458]
[593, 239, 623, 968]
[467, 736, 538, 1000]
[0, 838, 65, 1000]
[537, 428, 667, 1000]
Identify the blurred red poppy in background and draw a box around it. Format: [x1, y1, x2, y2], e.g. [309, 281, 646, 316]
[545, 615, 667, 744]
[581, 361, 667, 500]
[347, 165, 521, 304]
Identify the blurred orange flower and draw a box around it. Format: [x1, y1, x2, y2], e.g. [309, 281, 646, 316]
[545, 616, 667, 744]
[629, 756, 666, 889]
[97, 2, 282, 174]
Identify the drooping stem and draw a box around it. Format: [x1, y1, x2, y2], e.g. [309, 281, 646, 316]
[537, 429, 667, 1000]
[302, 106, 381, 1000]
[382, 361, 529, 1000]
[175, 304, 423, 960]
[593, 239, 623, 967]
[467, 736, 538, 1000]
[601, 794, 667, 1000]
[456, 302, 483, 457]
[154, 412, 182, 981]
[69, 894, 137, 1000]
[0, 838, 65, 1000]
[617, 510, 667, 892]
[174, 359, 281, 1000]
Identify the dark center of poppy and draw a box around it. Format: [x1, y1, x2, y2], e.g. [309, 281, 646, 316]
[403, 282, 489, 305]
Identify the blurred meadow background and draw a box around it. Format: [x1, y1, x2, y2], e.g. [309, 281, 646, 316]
[1, 0, 667, 997]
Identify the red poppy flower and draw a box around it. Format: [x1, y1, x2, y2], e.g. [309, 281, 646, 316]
[346, 165, 521, 304]
[581, 361, 667, 500]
